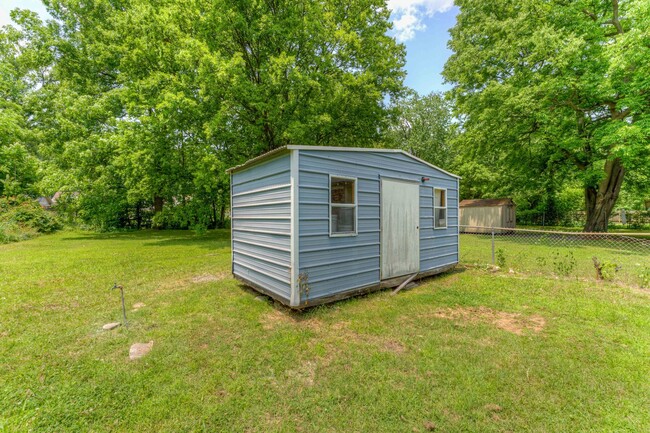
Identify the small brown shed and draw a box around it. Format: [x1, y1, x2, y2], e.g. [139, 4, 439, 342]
[459, 198, 515, 232]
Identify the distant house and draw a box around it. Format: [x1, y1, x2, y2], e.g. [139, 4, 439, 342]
[459, 198, 516, 233]
[37, 196, 53, 209]
[37, 191, 63, 210]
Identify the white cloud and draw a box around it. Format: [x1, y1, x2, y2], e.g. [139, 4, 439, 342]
[387, 0, 454, 42]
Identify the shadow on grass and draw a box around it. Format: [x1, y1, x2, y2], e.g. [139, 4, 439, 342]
[235, 283, 316, 321]
[61, 229, 231, 249]
[141, 237, 230, 249]
[236, 265, 466, 316]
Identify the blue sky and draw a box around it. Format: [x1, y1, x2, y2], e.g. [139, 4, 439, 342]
[0, 0, 457, 95]
[396, 7, 458, 94]
[0, 0, 48, 27]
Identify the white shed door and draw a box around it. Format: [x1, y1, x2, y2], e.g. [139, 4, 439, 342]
[381, 178, 420, 279]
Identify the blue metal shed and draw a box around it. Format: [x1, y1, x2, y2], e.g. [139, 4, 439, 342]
[227, 146, 460, 308]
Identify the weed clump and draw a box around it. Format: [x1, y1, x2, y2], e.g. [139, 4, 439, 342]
[552, 251, 576, 276]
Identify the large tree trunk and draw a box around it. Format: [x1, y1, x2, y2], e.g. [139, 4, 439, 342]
[584, 158, 625, 232]
[153, 196, 164, 214]
[211, 200, 217, 229]
[135, 202, 142, 229]
[152, 196, 164, 230]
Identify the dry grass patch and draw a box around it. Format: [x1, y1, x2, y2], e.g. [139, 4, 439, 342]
[285, 360, 317, 387]
[260, 308, 323, 330]
[153, 272, 228, 294]
[262, 308, 407, 357]
[433, 306, 546, 335]
[191, 273, 227, 283]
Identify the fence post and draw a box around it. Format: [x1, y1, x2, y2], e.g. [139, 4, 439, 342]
[491, 227, 495, 265]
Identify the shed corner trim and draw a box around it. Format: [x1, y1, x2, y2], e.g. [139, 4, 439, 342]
[289, 148, 300, 307]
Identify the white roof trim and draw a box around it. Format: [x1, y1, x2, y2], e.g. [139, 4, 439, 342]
[226, 146, 290, 173]
[227, 145, 461, 179]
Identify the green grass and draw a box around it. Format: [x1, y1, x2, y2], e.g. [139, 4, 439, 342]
[460, 233, 650, 287]
[1, 230, 649, 432]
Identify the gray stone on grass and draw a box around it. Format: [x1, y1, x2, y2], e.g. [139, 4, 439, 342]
[129, 341, 154, 360]
[102, 322, 121, 331]
[254, 295, 268, 302]
[132, 302, 146, 310]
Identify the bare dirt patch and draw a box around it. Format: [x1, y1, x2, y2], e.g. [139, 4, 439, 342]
[433, 306, 545, 335]
[483, 403, 503, 412]
[383, 339, 406, 354]
[423, 420, 437, 431]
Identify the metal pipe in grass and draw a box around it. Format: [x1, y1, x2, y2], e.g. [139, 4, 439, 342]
[111, 283, 128, 327]
[491, 227, 495, 265]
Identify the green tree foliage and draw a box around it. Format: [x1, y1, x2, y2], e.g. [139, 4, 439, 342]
[3, 0, 404, 229]
[384, 91, 457, 169]
[444, 0, 650, 231]
[0, 144, 39, 196]
[0, 14, 43, 197]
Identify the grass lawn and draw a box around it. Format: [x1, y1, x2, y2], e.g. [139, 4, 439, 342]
[460, 233, 650, 287]
[1, 230, 649, 432]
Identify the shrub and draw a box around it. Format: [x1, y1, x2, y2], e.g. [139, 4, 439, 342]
[592, 256, 622, 281]
[0, 196, 62, 243]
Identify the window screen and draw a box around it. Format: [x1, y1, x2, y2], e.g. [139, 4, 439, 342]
[434, 189, 447, 229]
[330, 177, 356, 235]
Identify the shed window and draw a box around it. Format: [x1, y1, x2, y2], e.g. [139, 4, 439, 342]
[330, 177, 356, 236]
[434, 188, 447, 229]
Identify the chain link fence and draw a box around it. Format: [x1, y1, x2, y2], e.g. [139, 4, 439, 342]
[459, 226, 650, 288]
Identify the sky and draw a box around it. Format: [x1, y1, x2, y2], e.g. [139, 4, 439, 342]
[0, 0, 457, 95]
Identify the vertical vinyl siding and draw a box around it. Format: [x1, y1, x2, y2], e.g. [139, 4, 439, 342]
[231, 154, 292, 301]
[297, 150, 459, 303]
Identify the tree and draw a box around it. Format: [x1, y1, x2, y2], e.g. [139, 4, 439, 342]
[0, 12, 49, 197]
[385, 91, 457, 169]
[206, 0, 405, 154]
[12, 0, 405, 228]
[444, 0, 650, 231]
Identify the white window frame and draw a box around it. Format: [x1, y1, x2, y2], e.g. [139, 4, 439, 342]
[329, 174, 358, 237]
[434, 187, 448, 229]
